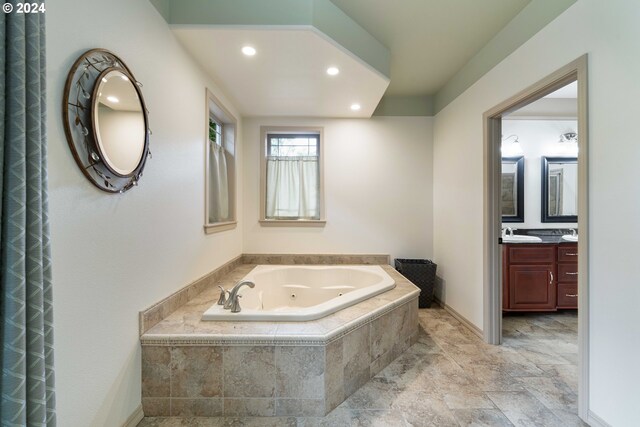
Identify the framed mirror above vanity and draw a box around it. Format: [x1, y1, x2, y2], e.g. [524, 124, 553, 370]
[501, 156, 524, 223]
[541, 157, 577, 222]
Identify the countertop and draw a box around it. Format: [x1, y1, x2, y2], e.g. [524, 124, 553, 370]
[501, 228, 578, 244]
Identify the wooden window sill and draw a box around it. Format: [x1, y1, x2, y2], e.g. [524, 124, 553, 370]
[204, 221, 237, 234]
[259, 219, 326, 227]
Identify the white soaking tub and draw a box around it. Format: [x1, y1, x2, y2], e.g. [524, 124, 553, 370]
[202, 265, 395, 321]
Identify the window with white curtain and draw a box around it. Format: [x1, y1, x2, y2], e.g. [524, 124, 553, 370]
[205, 90, 237, 233]
[260, 127, 325, 224]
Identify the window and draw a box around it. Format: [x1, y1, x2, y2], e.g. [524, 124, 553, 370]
[260, 127, 325, 225]
[205, 90, 237, 233]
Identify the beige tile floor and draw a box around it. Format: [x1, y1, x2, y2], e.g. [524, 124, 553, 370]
[138, 307, 583, 427]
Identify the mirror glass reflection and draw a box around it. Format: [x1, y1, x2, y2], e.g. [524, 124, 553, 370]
[542, 157, 577, 222]
[93, 70, 145, 176]
[501, 156, 524, 222]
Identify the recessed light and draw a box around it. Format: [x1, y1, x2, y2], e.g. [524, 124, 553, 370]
[121, 75, 129, 81]
[107, 96, 119, 103]
[350, 103, 361, 111]
[101, 77, 108, 83]
[326, 67, 339, 76]
[241, 46, 256, 56]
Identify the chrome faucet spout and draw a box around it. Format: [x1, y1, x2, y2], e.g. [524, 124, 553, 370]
[223, 280, 255, 312]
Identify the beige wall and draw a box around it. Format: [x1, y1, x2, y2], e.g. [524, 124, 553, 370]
[242, 117, 434, 262]
[433, 0, 640, 424]
[47, 0, 242, 425]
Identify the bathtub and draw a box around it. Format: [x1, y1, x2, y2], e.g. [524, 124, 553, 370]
[202, 265, 396, 321]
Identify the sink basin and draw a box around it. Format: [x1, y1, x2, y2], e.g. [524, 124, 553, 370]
[562, 234, 578, 242]
[502, 235, 543, 243]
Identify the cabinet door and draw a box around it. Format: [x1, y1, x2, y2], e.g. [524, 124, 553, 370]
[509, 264, 556, 310]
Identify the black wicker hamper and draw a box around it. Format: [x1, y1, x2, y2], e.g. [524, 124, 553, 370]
[394, 259, 437, 308]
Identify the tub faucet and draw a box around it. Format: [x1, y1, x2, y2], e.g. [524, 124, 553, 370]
[223, 280, 255, 312]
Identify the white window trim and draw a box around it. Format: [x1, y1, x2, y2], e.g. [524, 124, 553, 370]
[204, 89, 237, 234]
[259, 126, 326, 226]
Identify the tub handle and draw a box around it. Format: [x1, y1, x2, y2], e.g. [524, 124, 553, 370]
[216, 285, 228, 306]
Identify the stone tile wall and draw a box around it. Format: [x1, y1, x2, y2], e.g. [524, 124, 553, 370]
[141, 298, 418, 417]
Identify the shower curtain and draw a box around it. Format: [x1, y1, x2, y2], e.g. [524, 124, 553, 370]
[1, 4, 56, 426]
[266, 156, 319, 219]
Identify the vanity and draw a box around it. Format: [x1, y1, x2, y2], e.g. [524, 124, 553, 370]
[502, 235, 578, 312]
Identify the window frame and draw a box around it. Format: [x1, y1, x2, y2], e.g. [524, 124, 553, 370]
[259, 126, 326, 226]
[204, 89, 237, 234]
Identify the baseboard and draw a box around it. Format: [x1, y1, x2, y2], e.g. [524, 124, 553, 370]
[122, 405, 144, 427]
[433, 297, 483, 339]
[587, 410, 611, 427]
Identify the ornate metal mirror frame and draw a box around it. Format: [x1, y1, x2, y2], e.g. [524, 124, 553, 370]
[62, 48, 151, 193]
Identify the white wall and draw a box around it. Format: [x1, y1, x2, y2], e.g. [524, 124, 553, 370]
[502, 119, 578, 229]
[433, 0, 640, 424]
[47, 1, 243, 426]
[242, 117, 433, 262]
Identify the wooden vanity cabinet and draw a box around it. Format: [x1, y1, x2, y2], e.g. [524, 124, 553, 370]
[557, 244, 578, 309]
[503, 245, 556, 311]
[503, 243, 578, 312]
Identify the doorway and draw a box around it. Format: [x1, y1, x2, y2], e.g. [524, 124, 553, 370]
[483, 55, 589, 420]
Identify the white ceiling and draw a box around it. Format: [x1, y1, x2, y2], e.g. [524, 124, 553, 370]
[173, 27, 390, 118]
[328, 0, 531, 96]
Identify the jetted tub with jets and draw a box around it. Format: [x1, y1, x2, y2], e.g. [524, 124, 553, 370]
[202, 265, 396, 321]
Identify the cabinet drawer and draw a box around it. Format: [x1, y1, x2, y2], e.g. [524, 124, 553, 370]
[558, 284, 578, 308]
[508, 246, 555, 264]
[558, 264, 578, 282]
[558, 246, 578, 263]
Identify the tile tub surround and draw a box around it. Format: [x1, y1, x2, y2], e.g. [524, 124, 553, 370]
[140, 265, 419, 417]
[139, 254, 390, 335]
[139, 309, 582, 426]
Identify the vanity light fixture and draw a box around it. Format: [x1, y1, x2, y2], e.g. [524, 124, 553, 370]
[501, 134, 523, 156]
[106, 96, 119, 103]
[560, 132, 578, 143]
[241, 46, 256, 56]
[556, 131, 579, 156]
[326, 67, 340, 76]
[350, 103, 361, 111]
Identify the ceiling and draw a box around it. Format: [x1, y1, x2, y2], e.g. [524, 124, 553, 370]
[155, 0, 568, 117]
[173, 28, 389, 117]
[328, 0, 531, 96]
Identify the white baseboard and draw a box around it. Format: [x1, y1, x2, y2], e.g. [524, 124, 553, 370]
[433, 298, 483, 339]
[122, 405, 144, 427]
[587, 410, 611, 427]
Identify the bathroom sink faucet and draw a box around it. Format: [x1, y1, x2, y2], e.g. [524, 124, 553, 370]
[223, 280, 255, 313]
[503, 227, 514, 237]
[570, 228, 577, 237]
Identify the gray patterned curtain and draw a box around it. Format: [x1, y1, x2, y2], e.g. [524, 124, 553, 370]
[1, 2, 56, 426]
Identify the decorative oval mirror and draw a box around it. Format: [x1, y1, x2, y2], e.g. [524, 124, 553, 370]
[63, 49, 150, 193]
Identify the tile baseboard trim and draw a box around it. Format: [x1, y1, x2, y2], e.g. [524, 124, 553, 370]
[122, 404, 144, 427]
[433, 297, 483, 338]
[242, 253, 390, 265]
[587, 410, 612, 427]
